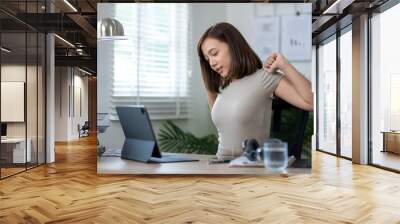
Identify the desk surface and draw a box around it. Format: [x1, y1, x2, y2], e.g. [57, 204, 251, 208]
[97, 153, 310, 175]
[1, 138, 26, 143]
[381, 131, 400, 134]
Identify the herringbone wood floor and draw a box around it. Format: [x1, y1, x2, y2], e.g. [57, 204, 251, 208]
[1, 136, 400, 224]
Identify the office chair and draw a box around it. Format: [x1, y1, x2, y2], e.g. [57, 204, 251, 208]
[270, 96, 311, 168]
[79, 121, 90, 138]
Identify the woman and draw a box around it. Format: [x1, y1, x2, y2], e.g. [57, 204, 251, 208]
[197, 22, 313, 159]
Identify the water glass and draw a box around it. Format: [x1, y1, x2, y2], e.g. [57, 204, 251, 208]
[263, 139, 288, 172]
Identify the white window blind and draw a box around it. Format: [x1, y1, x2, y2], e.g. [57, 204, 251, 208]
[109, 4, 192, 120]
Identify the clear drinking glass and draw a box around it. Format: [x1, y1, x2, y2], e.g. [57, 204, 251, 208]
[263, 139, 288, 172]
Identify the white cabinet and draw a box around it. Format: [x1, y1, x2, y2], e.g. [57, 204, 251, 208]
[1, 138, 31, 163]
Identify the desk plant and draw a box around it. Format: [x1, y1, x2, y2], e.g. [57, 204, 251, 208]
[158, 121, 218, 155]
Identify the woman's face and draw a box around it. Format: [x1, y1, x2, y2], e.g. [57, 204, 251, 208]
[201, 37, 232, 78]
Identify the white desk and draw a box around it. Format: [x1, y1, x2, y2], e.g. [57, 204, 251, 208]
[97, 153, 310, 175]
[1, 138, 31, 163]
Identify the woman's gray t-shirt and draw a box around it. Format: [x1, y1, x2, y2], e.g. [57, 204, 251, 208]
[211, 69, 283, 159]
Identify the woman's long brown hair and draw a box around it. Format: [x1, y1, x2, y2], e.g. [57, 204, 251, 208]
[197, 22, 262, 93]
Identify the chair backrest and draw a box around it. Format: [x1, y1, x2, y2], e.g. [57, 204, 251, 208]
[82, 121, 90, 129]
[270, 97, 309, 160]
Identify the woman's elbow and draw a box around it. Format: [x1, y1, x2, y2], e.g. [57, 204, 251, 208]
[300, 96, 313, 112]
[305, 98, 314, 112]
[307, 104, 314, 112]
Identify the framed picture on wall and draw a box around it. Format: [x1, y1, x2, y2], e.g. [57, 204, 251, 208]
[1, 81, 25, 122]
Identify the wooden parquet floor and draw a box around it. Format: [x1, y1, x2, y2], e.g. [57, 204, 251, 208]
[1, 135, 400, 223]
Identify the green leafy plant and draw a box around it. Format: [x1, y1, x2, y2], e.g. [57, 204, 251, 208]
[158, 110, 313, 158]
[302, 113, 313, 159]
[158, 121, 218, 155]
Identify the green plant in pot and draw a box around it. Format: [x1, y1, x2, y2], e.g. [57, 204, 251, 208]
[158, 121, 218, 155]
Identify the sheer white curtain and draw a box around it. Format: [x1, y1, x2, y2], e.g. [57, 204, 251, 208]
[110, 4, 192, 120]
[317, 38, 337, 154]
[339, 30, 352, 158]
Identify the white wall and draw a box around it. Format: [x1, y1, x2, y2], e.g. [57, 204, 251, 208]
[1, 63, 46, 164]
[1, 65, 37, 137]
[55, 67, 68, 141]
[97, 3, 312, 151]
[54, 67, 89, 141]
[1, 65, 27, 139]
[226, 3, 312, 79]
[97, 4, 119, 149]
[75, 74, 89, 134]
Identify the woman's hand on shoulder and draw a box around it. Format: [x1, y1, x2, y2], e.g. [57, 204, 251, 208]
[263, 52, 289, 73]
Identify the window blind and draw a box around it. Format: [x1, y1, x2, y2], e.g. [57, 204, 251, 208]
[109, 4, 192, 120]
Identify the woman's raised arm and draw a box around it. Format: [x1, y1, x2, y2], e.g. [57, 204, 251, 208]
[264, 52, 314, 111]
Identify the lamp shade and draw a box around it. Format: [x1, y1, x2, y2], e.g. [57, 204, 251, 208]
[97, 18, 127, 40]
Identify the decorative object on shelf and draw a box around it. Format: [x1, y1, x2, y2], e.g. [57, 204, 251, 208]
[97, 18, 128, 41]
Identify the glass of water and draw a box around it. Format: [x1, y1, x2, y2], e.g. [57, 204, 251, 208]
[263, 139, 288, 172]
